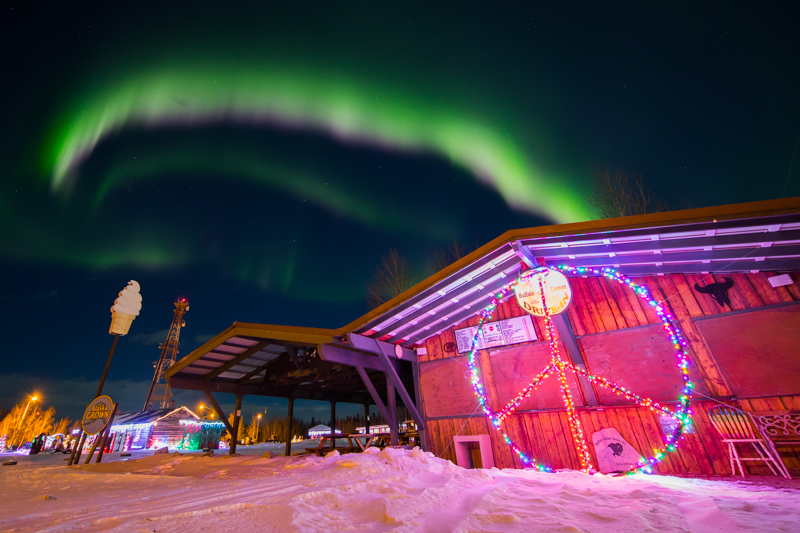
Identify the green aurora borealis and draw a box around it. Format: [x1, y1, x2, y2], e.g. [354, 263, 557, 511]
[46, 63, 588, 222]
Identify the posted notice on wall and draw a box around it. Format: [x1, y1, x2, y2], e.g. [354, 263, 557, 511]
[454, 315, 538, 354]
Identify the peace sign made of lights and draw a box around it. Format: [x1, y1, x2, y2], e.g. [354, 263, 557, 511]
[465, 265, 694, 475]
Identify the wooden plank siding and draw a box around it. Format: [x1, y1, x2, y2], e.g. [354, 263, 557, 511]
[417, 272, 800, 476]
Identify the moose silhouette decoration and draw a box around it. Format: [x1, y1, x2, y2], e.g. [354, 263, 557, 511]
[694, 277, 734, 308]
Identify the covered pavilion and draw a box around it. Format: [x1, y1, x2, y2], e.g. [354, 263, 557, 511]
[165, 323, 421, 455]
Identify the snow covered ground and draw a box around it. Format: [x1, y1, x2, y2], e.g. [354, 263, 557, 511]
[1, 442, 799, 532]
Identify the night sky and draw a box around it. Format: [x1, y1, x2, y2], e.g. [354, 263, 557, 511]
[1, 2, 799, 422]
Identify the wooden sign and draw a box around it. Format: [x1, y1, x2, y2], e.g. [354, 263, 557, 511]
[514, 269, 572, 316]
[454, 315, 537, 353]
[81, 396, 114, 435]
[591, 428, 642, 474]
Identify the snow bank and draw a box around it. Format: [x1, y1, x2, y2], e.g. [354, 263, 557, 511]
[1, 446, 799, 532]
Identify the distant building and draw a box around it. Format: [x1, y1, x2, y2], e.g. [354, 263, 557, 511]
[355, 421, 414, 435]
[308, 424, 342, 438]
[106, 407, 224, 451]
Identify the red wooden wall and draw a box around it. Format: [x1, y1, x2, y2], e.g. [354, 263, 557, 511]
[417, 271, 800, 476]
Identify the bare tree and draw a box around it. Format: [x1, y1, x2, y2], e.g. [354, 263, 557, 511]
[587, 168, 668, 219]
[246, 415, 260, 443]
[0, 403, 67, 448]
[367, 248, 414, 309]
[429, 240, 468, 274]
[52, 417, 71, 436]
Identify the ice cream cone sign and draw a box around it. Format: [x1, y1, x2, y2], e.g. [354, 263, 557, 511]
[110, 280, 142, 335]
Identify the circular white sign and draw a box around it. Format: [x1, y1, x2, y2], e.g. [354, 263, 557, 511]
[394, 344, 403, 359]
[81, 396, 114, 435]
[514, 269, 572, 317]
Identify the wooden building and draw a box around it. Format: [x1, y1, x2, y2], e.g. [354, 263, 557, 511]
[107, 407, 222, 451]
[166, 198, 800, 475]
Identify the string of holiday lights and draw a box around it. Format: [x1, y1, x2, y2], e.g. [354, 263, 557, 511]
[536, 271, 594, 472]
[464, 265, 693, 475]
[495, 364, 555, 421]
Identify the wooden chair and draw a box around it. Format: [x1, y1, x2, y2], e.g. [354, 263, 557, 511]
[707, 405, 788, 478]
[747, 410, 800, 479]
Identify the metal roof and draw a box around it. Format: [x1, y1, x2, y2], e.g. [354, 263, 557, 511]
[350, 198, 800, 347]
[165, 322, 409, 405]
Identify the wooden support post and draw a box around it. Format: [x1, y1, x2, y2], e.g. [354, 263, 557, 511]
[387, 379, 398, 445]
[284, 345, 305, 371]
[67, 431, 85, 466]
[70, 432, 87, 466]
[230, 394, 243, 455]
[203, 391, 235, 436]
[329, 400, 336, 448]
[410, 359, 428, 451]
[354, 336, 424, 429]
[285, 398, 294, 457]
[94, 403, 119, 463]
[355, 366, 392, 425]
[84, 423, 105, 465]
[364, 404, 370, 434]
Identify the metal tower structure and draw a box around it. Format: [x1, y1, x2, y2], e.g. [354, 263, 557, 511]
[143, 298, 189, 410]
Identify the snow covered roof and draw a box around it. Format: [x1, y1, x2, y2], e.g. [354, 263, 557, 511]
[308, 425, 331, 432]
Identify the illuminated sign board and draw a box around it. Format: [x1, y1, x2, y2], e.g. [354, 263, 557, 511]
[514, 269, 572, 317]
[454, 315, 538, 354]
[81, 396, 114, 435]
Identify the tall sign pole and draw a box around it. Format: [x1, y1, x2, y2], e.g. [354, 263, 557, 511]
[68, 281, 142, 466]
[96, 335, 119, 398]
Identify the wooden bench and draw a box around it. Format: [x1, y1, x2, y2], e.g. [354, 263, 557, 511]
[749, 410, 800, 479]
[347, 433, 392, 451]
[305, 434, 360, 456]
[399, 432, 420, 446]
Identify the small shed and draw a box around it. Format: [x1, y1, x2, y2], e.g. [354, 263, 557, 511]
[107, 407, 221, 451]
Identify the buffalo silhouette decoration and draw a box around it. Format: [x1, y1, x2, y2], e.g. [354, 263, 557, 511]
[694, 277, 734, 308]
[607, 442, 624, 457]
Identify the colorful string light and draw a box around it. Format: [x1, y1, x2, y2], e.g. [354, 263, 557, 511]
[465, 265, 693, 475]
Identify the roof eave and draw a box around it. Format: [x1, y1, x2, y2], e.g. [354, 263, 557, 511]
[339, 197, 800, 334]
